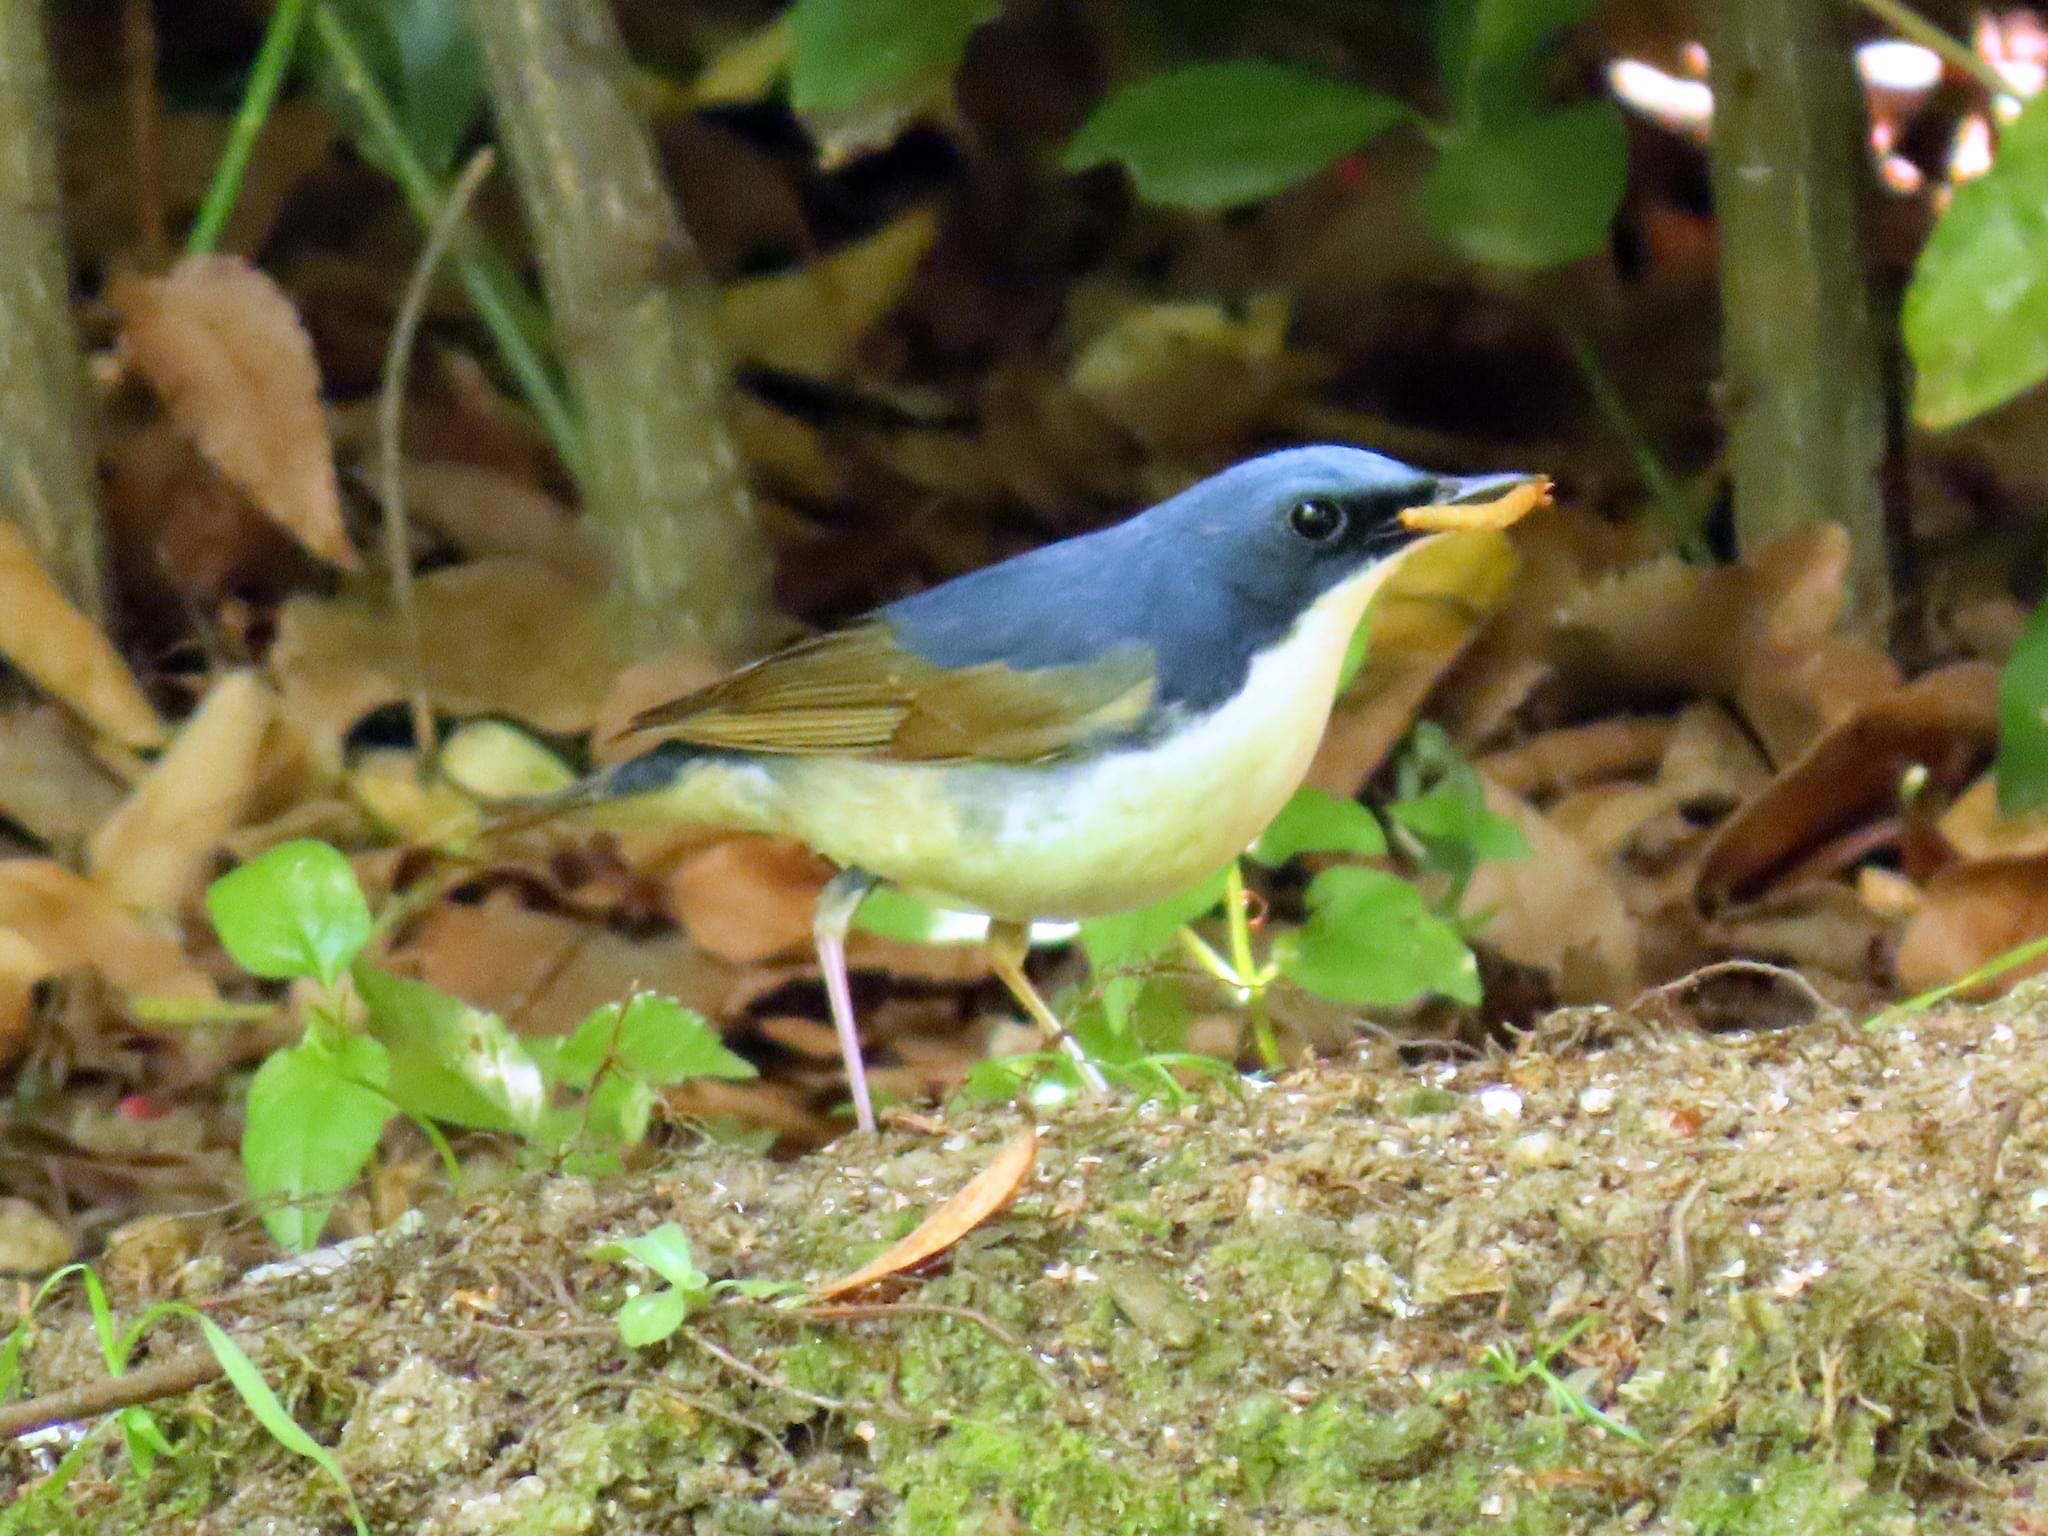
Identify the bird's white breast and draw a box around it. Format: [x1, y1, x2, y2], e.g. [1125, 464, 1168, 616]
[757, 559, 1396, 920]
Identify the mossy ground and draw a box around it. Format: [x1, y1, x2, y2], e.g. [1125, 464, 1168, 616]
[10, 996, 2048, 1533]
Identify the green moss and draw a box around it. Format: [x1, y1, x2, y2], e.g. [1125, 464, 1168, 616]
[886, 1418, 1217, 1536]
[1669, 1451, 1913, 1536]
[1218, 1392, 1449, 1509]
[1199, 1233, 1339, 1317]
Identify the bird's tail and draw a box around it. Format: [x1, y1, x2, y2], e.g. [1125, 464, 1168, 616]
[473, 741, 771, 841]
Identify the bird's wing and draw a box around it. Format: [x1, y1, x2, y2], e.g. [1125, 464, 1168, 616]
[618, 619, 1158, 763]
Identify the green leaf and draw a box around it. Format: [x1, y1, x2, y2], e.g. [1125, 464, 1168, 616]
[1435, 0, 1602, 123]
[1417, 102, 1626, 268]
[617, 1288, 693, 1348]
[0, 1323, 24, 1403]
[1080, 869, 1228, 1030]
[316, 0, 485, 176]
[1064, 61, 1406, 210]
[1251, 787, 1388, 866]
[185, 1309, 368, 1535]
[1905, 93, 2048, 427]
[587, 1070, 655, 1148]
[1999, 600, 2048, 814]
[1389, 782, 1528, 865]
[556, 994, 753, 1093]
[353, 965, 544, 1132]
[788, 0, 996, 114]
[1276, 867, 1480, 1006]
[206, 840, 373, 986]
[118, 1405, 174, 1478]
[854, 887, 985, 944]
[596, 1222, 708, 1291]
[611, 994, 757, 1085]
[242, 1037, 394, 1251]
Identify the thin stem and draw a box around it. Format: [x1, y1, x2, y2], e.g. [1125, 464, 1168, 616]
[380, 146, 498, 775]
[1177, 926, 1242, 990]
[184, 0, 309, 255]
[1225, 863, 1282, 1070]
[307, 1, 586, 480]
[1852, 0, 2012, 101]
[121, 0, 167, 267]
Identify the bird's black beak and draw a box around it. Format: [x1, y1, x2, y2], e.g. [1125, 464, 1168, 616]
[1399, 472, 1551, 534]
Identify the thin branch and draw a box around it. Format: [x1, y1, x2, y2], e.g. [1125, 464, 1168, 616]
[0, 1353, 223, 1439]
[380, 146, 498, 774]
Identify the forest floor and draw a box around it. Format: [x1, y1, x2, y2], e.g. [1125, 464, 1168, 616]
[9, 996, 2048, 1534]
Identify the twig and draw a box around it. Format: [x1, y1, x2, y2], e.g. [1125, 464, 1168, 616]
[1965, 1098, 2024, 1233]
[682, 1328, 931, 1423]
[791, 1300, 1029, 1353]
[120, 0, 167, 268]
[0, 1354, 223, 1439]
[1628, 959, 1846, 1030]
[380, 146, 498, 774]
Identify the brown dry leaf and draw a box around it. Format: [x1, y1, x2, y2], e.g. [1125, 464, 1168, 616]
[399, 461, 608, 581]
[1478, 717, 1677, 798]
[1307, 529, 1521, 796]
[1465, 772, 1639, 1001]
[1696, 663, 1998, 908]
[1897, 856, 2048, 994]
[0, 859, 213, 1000]
[591, 649, 738, 762]
[384, 898, 736, 1038]
[812, 1127, 1038, 1299]
[720, 208, 939, 379]
[0, 705, 128, 845]
[1067, 292, 1330, 455]
[0, 518, 164, 749]
[670, 837, 832, 964]
[270, 557, 616, 756]
[1937, 775, 2048, 862]
[89, 671, 277, 913]
[111, 254, 354, 570]
[1550, 525, 1898, 765]
[0, 927, 44, 1072]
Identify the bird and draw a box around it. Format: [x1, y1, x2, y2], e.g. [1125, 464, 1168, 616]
[532, 446, 1543, 1132]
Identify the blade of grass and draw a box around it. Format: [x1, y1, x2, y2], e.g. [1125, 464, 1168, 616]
[184, 0, 311, 255]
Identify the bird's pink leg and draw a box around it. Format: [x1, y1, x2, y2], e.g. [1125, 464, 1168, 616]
[814, 869, 880, 1133]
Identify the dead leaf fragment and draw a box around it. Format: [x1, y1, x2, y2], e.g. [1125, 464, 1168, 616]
[0, 859, 213, 1000]
[670, 837, 832, 964]
[812, 1126, 1037, 1299]
[112, 254, 355, 569]
[1696, 663, 1998, 908]
[0, 518, 163, 748]
[1896, 856, 2048, 995]
[89, 671, 277, 912]
[270, 558, 617, 756]
[720, 208, 939, 379]
[1465, 772, 1639, 1001]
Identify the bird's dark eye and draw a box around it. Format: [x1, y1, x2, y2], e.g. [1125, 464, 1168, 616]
[1288, 498, 1346, 543]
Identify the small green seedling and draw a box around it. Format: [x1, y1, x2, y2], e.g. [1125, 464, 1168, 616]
[1473, 1317, 1648, 1447]
[0, 1263, 365, 1534]
[593, 1223, 713, 1347]
[205, 840, 757, 1251]
[592, 1223, 801, 1347]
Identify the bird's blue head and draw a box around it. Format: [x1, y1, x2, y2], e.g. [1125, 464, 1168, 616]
[884, 445, 1535, 719]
